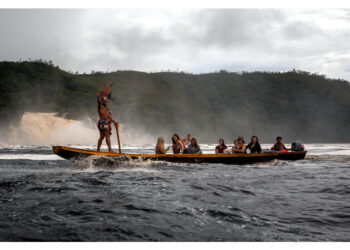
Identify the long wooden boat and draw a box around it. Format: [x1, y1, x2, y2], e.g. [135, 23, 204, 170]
[52, 146, 307, 165]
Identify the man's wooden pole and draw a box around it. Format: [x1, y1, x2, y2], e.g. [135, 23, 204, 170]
[115, 122, 122, 154]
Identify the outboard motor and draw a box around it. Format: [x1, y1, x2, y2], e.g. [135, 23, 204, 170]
[291, 141, 305, 151]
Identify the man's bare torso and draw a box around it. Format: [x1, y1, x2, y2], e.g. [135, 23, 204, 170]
[98, 105, 111, 121]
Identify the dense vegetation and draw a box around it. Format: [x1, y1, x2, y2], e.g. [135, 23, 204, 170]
[0, 61, 349, 143]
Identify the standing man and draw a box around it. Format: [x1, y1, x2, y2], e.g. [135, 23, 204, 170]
[96, 84, 118, 152]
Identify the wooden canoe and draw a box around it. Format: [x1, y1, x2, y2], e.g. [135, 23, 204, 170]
[52, 146, 307, 165]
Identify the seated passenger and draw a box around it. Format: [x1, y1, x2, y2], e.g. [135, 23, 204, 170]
[181, 134, 192, 146]
[232, 136, 246, 153]
[172, 134, 185, 154]
[155, 137, 170, 154]
[184, 138, 202, 154]
[271, 136, 287, 151]
[247, 136, 262, 153]
[225, 139, 236, 154]
[215, 139, 227, 154]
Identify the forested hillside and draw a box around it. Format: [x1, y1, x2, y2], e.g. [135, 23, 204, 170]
[1, 61, 349, 143]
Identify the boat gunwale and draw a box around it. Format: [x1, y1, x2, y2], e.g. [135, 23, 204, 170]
[53, 146, 307, 158]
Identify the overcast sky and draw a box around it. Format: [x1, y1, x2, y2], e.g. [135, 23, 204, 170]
[1, 9, 350, 80]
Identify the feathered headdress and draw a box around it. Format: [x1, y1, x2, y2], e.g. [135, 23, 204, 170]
[98, 82, 113, 100]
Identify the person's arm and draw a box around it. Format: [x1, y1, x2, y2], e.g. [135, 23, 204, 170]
[111, 119, 118, 128]
[105, 107, 113, 121]
[197, 147, 202, 154]
[178, 140, 185, 152]
[215, 147, 219, 154]
[234, 144, 247, 153]
[283, 144, 287, 150]
[257, 143, 262, 153]
[96, 93, 102, 108]
[156, 145, 167, 154]
[107, 109, 118, 127]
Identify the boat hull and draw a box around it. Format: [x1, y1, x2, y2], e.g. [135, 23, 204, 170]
[52, 146, 307, 165]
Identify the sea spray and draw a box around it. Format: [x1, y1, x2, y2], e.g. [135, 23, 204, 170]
[71, 154, 162, 171]
[5, 112, 155, 145]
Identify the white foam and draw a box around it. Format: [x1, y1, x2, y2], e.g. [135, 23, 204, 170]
[70, 155, 162, 171]
[0, 154, 64, 160]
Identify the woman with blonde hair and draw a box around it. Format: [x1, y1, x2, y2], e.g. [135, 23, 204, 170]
[155, 137, 170, 154]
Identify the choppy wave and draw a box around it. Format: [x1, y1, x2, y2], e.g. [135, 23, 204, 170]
[0, 143, 349, 241]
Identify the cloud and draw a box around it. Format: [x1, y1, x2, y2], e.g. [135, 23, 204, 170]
[83, 25, 174, 70]
[0, 9, 80, 61]
[190, 9, 284, 49]
[281, 20, 324, 40]
[1, 9, 350, 80]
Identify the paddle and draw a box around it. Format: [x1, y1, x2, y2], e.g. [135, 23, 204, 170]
[114, 122, 122, 153]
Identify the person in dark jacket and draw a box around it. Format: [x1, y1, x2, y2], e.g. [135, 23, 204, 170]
[184, 138, 202, 154]
[247, 135, 262, 153]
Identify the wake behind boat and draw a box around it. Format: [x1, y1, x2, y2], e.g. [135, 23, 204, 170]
[52, 146, 307, 165]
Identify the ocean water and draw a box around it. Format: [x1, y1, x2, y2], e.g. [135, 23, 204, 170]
[0, 143, 349, 241]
